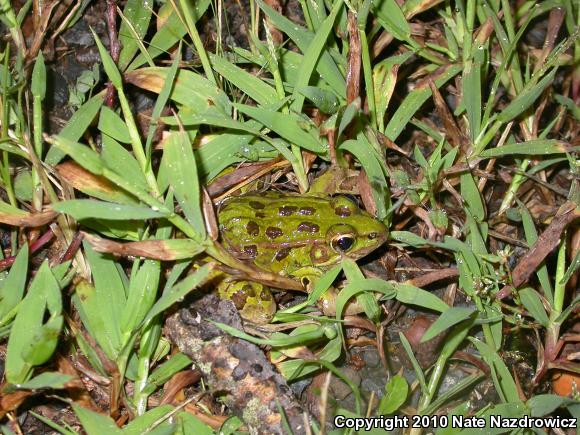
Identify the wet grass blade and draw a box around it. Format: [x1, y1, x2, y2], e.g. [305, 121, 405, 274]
[53, 200, 169, 221]
[234, 103, 325, 153]
[256, 0, 345, 97]
[164, 131, 206, 237]
[290, 0, 343, 112]
[384, 64, 462, 140]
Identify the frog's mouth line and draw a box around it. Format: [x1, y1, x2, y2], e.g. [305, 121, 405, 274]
[348, 232, 389, 259]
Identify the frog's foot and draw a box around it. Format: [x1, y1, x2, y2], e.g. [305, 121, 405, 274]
[218, 279, 276, 324]
[295, 271, 366, 317]
[317, 287, 368, 317]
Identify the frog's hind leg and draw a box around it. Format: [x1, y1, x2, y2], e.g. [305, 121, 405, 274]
[217, 279, 276, 324]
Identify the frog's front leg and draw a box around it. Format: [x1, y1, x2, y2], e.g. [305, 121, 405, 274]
[294, 267, 367, 317]
[217, 277, 276, 324]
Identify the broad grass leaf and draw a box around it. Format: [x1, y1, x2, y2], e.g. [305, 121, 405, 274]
[5, 262, 61, 384]
[290, 0, 343, 112]
[123, 405, 176, 435]
[91, 28, 122, 89]
[125, 67, 231, 115]
[298, 86, 340, 114]
[31, 52, 46, 99]
[480, 139, 573, 158]
[339, 137, 390, 220]
[460, 172, 485, 222]
[498, 68, 557, 123]
[98, 106, 131, 144]
[385, 64, 462, 141]
[527, 394, 576, 417]
[395, 284, 449, 312]
[21, 315, 63, 366]
[145, 44, 181, 157]
[17, 372, 74, 390]
[0, 244, 28, 323]
[195, 132, 254, 181]
[178, 412, 218, 435]
[120, 259, 161, 338]
[518, 287, 549, 327]
[341, 257, 381, 321]
[126, 3, 193, 71]
[334, 278, 396, 321]
[373, 0, 411, 41]
[462, 50, 483, 142]
[45, 92, 105, 165]
[101, 135, 149, 192]
[117, 0, 154, 71]
[72, 404, 123, 435]
[234, 103, 325, 153]
[164, 131, 206, 236]
[256, 0, 345, 97]
[56, 162, 139, 205]
[79, 243, 127, 357]
[471, 338, 521, 403]
[53, 200, 168, 220]
[210, 54, 278, 106]
[378, 375, 408, 415]
[73, 280, 120, 360]
[142, 264, 211, 326]
[49, 135, 104, 175]
[421, 307, 477, 342]
[279, 335, 342, 380]
[142, 353, 192, 396]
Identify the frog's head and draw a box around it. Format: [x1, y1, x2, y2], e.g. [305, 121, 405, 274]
[319, 196, 388, 264]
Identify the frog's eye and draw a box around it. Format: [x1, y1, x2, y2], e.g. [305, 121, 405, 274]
[331, 235, 355, 253]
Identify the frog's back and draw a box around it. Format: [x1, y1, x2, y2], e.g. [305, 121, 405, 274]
[218, 193, 387, 272]
[218, 193, 331, 248]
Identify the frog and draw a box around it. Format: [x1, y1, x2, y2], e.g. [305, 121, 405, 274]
[215, 192, 388, 323]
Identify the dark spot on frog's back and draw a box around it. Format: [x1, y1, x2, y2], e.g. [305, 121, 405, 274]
[255, 211, 266, 218]
[298, 206, 316, 215]
[278, 205, 297, 216]
[243, 245, 258, 257]
[275, 247, 290, 261]
[335, 206, 352, 217]
[297, 222, 320, 233]
[230, 288, 249, 310]
[249, 201, 265, 209]
[246, 221, 259, 236]
[266, 226, 283, 239]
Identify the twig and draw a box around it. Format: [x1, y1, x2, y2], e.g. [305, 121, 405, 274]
[0, 228, 55, 272]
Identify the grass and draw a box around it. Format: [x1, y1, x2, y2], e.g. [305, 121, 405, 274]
[0, 0, 579, 433]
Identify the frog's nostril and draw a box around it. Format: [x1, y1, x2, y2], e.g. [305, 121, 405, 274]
[368, 232, 378, 239]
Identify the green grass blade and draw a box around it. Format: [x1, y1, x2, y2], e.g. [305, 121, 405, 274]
[0, 244, 28, 322]
[384, 64, 462, 140]
[256, 0, 345, 97]
[234, 103, 325, 153]
[5, 262, 61, 384]
[210, 53, 278, 106]
[117, 0, 154, 71]
[163, 131, 206, 237]
[45, 92, 105, 165]
[53, 200, 169, 221]
[290, 0, 343, 112]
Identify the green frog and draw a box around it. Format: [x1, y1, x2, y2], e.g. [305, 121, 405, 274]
[215, 193, 388, 323]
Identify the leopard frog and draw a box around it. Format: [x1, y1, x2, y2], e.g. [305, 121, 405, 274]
[216, 193, 388, 323]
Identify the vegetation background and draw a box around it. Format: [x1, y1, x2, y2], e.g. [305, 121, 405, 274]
[0, 0, 578, 433]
